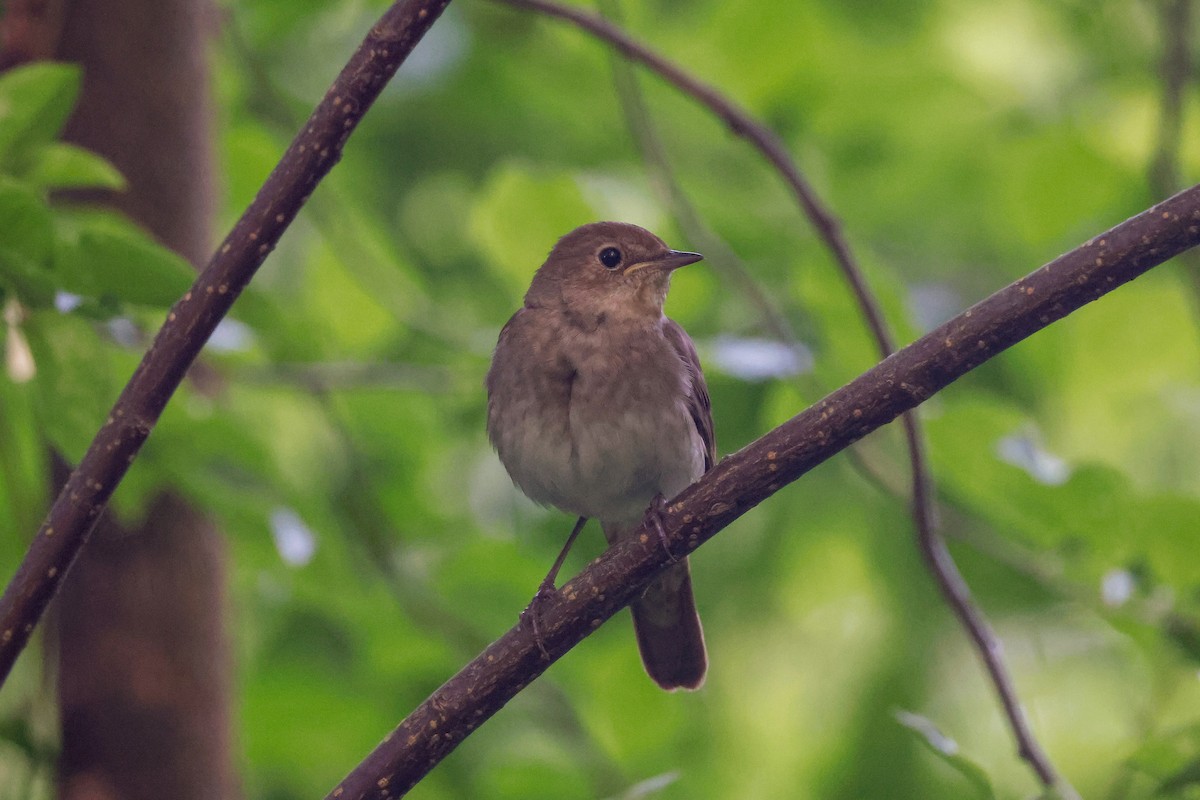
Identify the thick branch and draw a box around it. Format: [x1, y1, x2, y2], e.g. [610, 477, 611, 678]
[0, 0, 452, 686]
[327, 186, 1200, 799]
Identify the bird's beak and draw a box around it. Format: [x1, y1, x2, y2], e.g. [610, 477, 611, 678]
[624, 249, 704, 275]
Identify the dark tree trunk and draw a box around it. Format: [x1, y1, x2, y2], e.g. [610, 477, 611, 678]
[55, 492, 235, 800]
[37, 1, 235, 798]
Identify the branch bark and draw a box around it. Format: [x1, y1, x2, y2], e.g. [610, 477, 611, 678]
[0, 0, 453, 686]
[326, 186, 1200, 798]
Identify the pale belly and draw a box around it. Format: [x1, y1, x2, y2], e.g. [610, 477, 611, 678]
[493, 383, 705, 524]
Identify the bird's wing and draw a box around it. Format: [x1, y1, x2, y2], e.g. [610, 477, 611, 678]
[663, 319, 716, 471]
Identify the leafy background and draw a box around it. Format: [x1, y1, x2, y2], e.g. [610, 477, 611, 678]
[2, 0, 1200, 798]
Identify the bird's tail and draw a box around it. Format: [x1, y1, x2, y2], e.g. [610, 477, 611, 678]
[603, 521, 707, 691]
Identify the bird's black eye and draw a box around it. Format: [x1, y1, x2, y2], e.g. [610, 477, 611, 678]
[598, 247, 623, 269]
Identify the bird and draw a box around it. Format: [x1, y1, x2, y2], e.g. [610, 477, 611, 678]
[485, 221, 714, 691]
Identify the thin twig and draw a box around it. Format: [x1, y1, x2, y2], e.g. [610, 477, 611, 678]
[497, 0, 883, 343]
[1150, 0, 1192, 196]
[493, 0, 1071, 791]
[0, 0, 453, 686]
[903, 420, 1065, 791]
[327, 185, 1200, 798]
[595, 0, 801, 348]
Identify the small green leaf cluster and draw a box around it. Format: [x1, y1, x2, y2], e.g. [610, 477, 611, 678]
[0, 64, 194, 316]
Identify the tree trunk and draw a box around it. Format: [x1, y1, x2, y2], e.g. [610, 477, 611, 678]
[55, 491, 235, 800]
[44, 1, 235, 798]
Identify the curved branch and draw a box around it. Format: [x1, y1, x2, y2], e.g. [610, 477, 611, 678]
[490, 0, 1070, 790]
[495, 0, 891, 351]
[592, 0, 917, 509]
[326, 185, 1200, 798]
[595, 0, 802, 350]
[0, 0, 453, 685]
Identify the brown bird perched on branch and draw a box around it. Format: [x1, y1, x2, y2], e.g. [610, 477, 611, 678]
[486, 221, 714, 690]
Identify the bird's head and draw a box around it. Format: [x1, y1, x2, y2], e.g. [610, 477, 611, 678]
[525, 221, 703, 320]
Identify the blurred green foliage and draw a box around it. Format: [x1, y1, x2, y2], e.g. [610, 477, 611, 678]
[2, 0, 1200, 798]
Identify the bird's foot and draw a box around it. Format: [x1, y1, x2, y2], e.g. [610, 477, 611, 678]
[645, 493, 679, 564]
[519, 578, 558, 660]
[519, 515, 588, 660]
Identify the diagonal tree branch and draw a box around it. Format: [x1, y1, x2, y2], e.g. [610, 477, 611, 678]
[492, 0, 1070, 790]
[326, 185, 1200, 799]
[0, 0, 453, 687]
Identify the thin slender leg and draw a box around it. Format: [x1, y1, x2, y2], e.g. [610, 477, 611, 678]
[542, 515, 588, 592]
[521, 516, 588, 658]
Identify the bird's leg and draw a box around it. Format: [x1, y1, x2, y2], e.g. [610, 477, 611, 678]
[645, 493, 679, 564]
[520, 515, 588, 659]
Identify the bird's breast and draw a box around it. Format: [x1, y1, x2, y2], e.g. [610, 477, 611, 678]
[487, 317, 703, 523]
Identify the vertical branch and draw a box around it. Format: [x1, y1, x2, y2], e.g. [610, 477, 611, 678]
[1150, 0, 1192, 195]
[1150, 0, 1200, 314]
[492, 0, 1074, 793]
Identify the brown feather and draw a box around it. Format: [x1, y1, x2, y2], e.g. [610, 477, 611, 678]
[663, 318, 716, 470]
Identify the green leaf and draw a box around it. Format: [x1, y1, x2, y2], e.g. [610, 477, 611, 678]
[0, 63, 81, 170]
[53, 209, 195, 307]
[24, 142, 126, 191]
[0, 370, 47, 551]
[0, 714, 40, 761]
[24, 312, 118, 462]
[895, 710, 997, 799]
[0, 178, 54, 265]
[0, 247, 56, 308]
[0, 179, 56, 306]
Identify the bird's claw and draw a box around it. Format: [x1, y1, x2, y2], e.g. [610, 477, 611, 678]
[646, 493, 679, 564]
[520, 578, 558, 660]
